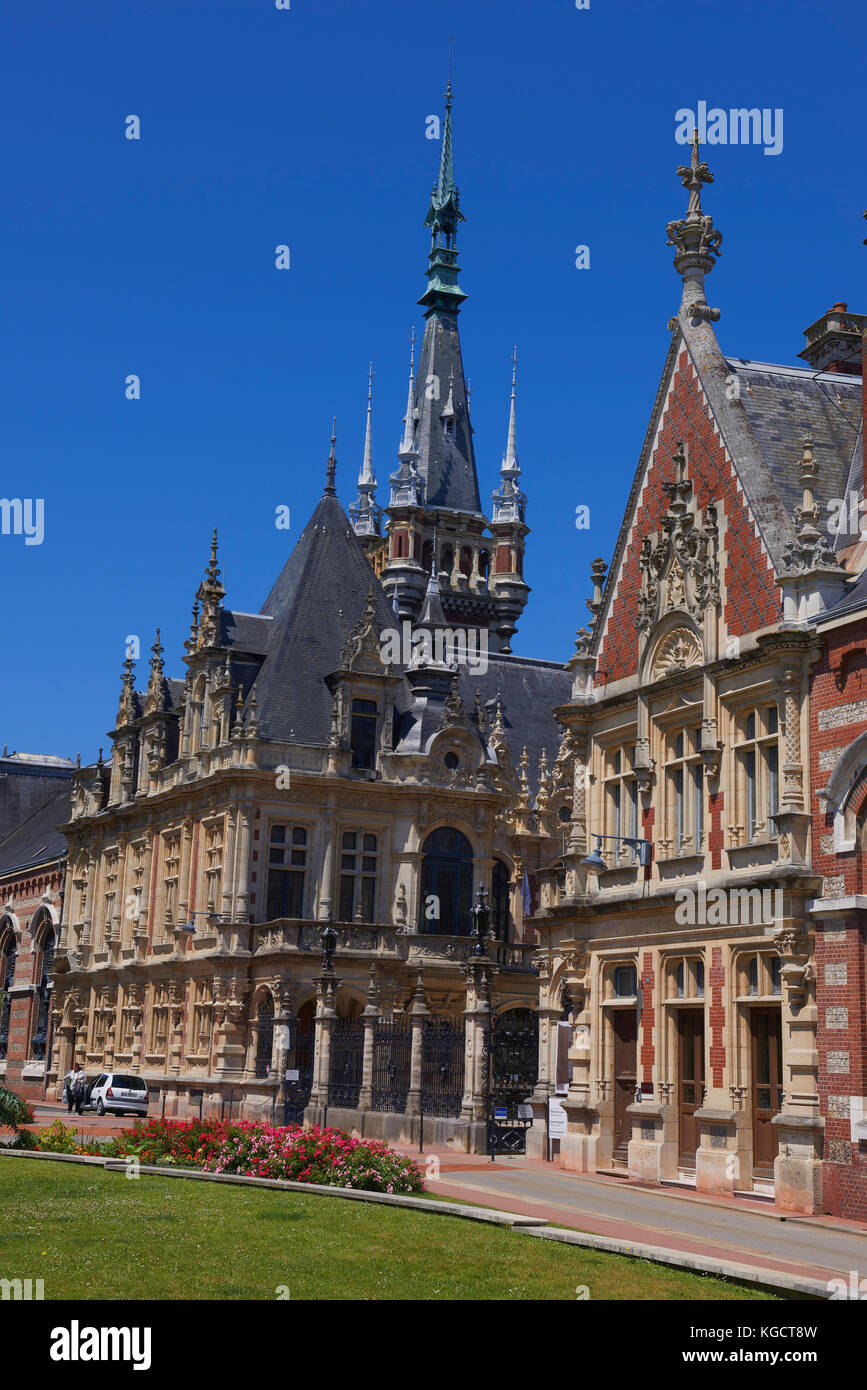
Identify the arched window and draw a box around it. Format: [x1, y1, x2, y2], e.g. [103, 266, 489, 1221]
[0, 932, 17, 1060]
[31, 925, 55, 1061]
[255, 993, 275, 1078]
[491, 860, 512, 942]
[419, 827, 473, 935]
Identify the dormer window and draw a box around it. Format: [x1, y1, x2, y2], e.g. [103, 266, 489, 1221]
[350, 699, 378, 770]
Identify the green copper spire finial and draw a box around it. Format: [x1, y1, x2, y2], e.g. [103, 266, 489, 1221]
[419, 60, 467, 317]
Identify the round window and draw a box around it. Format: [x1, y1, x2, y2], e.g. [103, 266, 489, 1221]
[444, 752, 460, 770]
[558, 805, 572, 822]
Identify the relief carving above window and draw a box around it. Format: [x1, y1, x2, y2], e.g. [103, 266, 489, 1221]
[650, 627, 703, 681]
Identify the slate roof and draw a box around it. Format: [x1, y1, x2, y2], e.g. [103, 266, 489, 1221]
[0, 755, 74, 845]
[220, 609, 273, 656]
[253, 492, 397, 744]
[462, 656, 571, 794]
[0, 787, 71, 878]
[724, 358, 862, 561]
[413, 311, 483, 515]
[248, 484, 570, 780]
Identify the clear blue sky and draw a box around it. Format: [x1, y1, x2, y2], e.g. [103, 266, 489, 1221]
[1, 0, 864, 759]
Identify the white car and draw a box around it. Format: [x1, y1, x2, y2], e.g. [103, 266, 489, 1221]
[86, 1072, 150, 1117]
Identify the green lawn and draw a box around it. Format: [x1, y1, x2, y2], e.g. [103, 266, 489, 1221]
[0, 1158, 781, 1301]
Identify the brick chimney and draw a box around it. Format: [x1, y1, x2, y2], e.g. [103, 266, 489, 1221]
[798, 302, 865, 375]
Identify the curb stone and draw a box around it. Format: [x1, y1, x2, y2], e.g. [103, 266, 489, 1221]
[518, 1224, 830, 1299]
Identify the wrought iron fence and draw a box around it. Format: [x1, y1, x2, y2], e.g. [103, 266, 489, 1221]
[330, 1017, 364, 1108]
[371, 1017, 411, 1113]
[421, 1016, 465, 1118]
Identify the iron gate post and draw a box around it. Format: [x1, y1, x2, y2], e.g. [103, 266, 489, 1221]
[406, 968, 428, 1118]
[308, 967, 340, 1116]
[358, 964, 379, 1112]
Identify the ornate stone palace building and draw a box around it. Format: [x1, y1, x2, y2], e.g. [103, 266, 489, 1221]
[3, 95, 867, 1213]
[29, 85, 572, 1152]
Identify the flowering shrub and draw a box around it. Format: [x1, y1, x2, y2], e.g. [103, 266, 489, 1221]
[201, 1124, 426, 1194]
[30, 1119, 105, 1156]
[110, 1117, 425, 1194]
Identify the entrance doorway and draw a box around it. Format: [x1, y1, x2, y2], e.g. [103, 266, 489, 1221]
[612, 1010, 637, 1162]
[676, 1009, 705, 1166]
[751, 1008, 783, 1173]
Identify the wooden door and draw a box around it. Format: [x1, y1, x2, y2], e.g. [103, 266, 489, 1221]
[612, 1010, 637, 1161]
[677, 1009, 705, 1165]
[751, 1009, 783, 1172]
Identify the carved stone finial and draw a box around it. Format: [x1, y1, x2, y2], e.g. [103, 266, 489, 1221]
[666, 129, 722, 323]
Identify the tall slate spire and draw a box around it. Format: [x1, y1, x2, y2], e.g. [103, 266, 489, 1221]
[411, 78, 481, 515]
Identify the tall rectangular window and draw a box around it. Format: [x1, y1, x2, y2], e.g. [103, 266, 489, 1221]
[266, 824, 307, 919]
[338, 832, 378, 921]
[351, 699, 378, 770]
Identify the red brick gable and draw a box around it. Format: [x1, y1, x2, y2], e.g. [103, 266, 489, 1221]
[598, 349, 780, 685]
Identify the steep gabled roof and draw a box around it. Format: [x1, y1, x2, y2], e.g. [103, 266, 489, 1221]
[253, 492, 396, 744]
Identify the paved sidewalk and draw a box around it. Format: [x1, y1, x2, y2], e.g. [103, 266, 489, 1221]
[394, 1144, 867, 1288]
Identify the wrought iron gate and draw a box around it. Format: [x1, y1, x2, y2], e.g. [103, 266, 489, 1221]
[255, 996, 275, 1079]
[330, 1017, 364, 1109]
[421, 1017, 465, 1118]
[371, 1017, 411, 1113]
[486, 1008, 539, 1154]
[283, 1016, 314, 1126]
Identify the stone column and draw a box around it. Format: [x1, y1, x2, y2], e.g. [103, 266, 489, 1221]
[128, 985, 145, 1073]
[318, 824, 335, 922]
[168, 980, 185, 1075]
[772, 922, 823, 1213]
[307, 968, 339, 1121]
[358, 965, 379, 1112]
[176, 818, 194, 929]
[233, 807, 253, 922]
[461, 955, 495, 1151]
[221, 810, 238, 922]
[405, 969, 429, 1117]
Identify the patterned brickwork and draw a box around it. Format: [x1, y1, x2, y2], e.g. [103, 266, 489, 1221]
[640, 951, 655, 1086]
[598, 351, 779, 684]
[708, 945, 726, 1088]
[814, 915, 867, 1219]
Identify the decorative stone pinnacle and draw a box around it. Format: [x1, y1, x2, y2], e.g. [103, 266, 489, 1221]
[666, 130, 722, 322]
[586, 558, 608, 622]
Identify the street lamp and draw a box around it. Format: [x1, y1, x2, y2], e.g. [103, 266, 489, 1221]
[320, 919, 338, 973]
[470, 885, 490, 957]
[177, 911, 220, 935]
[581, 834, 652, 869]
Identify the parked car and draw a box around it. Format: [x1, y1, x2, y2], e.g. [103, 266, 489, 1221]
[86, 1073, 149, 1117]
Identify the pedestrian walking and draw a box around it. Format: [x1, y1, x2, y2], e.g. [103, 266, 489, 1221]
[64, 1063, 86, 1116]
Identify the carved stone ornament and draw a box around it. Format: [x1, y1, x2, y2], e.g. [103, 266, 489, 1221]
[650, 626, 703, 681]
